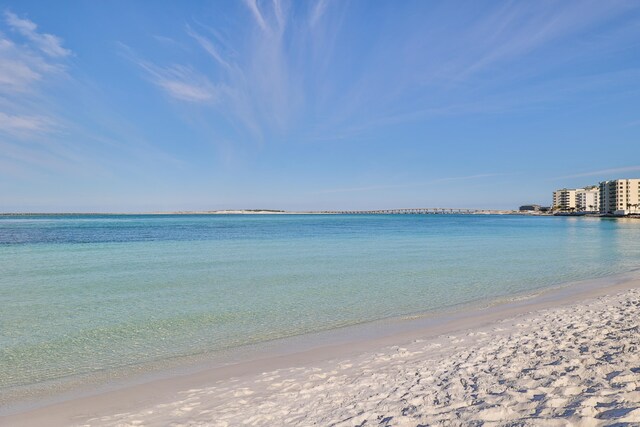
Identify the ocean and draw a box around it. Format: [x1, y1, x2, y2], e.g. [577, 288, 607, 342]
[1, 214, 640, 403]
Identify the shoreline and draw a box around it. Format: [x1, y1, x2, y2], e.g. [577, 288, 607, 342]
[3, 212, 639, 220]
[0, 210, 530, 216]
[3, 269, 640, 426]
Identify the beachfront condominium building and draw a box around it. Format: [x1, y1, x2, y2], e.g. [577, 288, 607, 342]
[553, 186, 600, 212]
[552, 188, 578, 211]
[599, 179, 640, 215]
[576, 187, 599, 212]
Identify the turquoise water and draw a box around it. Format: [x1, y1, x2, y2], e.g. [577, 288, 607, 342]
[1, 214, 640, 395]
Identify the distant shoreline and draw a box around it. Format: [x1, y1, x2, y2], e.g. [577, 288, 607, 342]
[0, 210, 532, 216]
[2, 211, 638, 219]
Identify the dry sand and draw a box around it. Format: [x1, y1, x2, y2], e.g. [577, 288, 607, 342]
[4, 278, 640, 426]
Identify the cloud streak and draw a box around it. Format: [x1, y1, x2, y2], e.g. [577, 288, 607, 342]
[5, 11, 71, 58]
[0, 112, 56, 136]
[119, 43, 218, 103]
[0, 9, 71, 145]
[186, 25, 232, 70]
[317, 173, 506, 194]
[309, 0, 328, 28]
[131, 1, 640, 148]
[553, 166, 640, 180]
[144, 64, 217, 103]
[243, 0, 268, 32]
[131, 1, 304, 143]
[0, 35, 62, 93]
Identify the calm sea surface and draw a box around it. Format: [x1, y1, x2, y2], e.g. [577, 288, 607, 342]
[1, 214, 640, 395]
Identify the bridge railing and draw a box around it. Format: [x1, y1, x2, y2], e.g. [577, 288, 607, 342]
[312, 208, 497, 215]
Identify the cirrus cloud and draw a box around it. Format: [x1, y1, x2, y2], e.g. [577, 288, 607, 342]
[4, 10, 71, 58]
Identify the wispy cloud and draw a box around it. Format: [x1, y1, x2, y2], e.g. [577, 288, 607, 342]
[186, 25, 231, 70]
[0, 35, 63, 93]
[0, 10, 70, 141]
[131, 1, 300, 142]
[553, 166, 640, 180]
[130, 1, 639, 149]
[451, 2, 622, 80]
[272, 0, 286, 32]
[145, 64, 217, 103]
[317, 173, 505, 194]
[317, 183, 415, 195]
[243, 0, 268, 32]
[0, 112, 56, 136]
[309, 0, 328, 28]
[0, 40, 38, 90]
[0, 10, 149, 182]
[4, 11, 71, 58]
[151, 35, 186, 49]
[434, 173, 507, 182]
[316, 1, 638, 139]
[119, 43, 217, 103]
[0, 12, 191, 184]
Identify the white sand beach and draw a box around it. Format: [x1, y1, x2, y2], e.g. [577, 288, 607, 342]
[4, 277, 640, 426]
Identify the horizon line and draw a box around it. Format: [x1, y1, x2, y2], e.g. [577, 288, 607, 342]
[0, 207, 517, 215]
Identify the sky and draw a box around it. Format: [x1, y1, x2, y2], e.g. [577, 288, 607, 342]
[1, 0, 639, 212]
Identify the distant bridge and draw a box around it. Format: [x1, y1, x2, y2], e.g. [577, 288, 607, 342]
[311, 208, 501, 215]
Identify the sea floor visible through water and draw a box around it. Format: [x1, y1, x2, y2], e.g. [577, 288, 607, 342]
[3, 269, 640, 426]
[2, 214, 640, 415]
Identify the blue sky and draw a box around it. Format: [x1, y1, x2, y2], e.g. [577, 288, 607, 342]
[1, 0, 639, 212]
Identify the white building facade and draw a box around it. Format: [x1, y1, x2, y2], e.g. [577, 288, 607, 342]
[599, 179, 640, 215]
[552, 188, 578, 211]
[576, 187, 599, 212]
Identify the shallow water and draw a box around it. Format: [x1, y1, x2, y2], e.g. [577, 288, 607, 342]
[1, 214, 639, 393]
